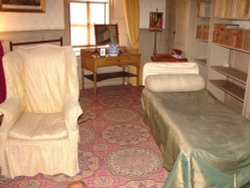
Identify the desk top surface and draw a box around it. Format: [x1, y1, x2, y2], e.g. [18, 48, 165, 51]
[81, 47, 140, 58]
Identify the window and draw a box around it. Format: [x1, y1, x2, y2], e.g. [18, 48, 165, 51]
[69, 0, 110, 48]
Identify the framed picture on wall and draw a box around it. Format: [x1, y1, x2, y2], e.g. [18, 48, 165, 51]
[149, 12, 163, 32]
[0, 0, 45, 12]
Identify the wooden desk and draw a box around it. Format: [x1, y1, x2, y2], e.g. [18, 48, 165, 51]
[81, 48, 141, 96]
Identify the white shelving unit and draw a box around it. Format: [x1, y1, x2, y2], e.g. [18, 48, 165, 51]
[187, 0, 211, 80]
[206, 0, 250, 118]
[185, 0, 250, 118]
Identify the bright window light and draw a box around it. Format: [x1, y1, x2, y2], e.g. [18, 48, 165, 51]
[69, 0, 110, 47]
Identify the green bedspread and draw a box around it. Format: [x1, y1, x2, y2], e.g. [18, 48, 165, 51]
[141, 89, 250, 188]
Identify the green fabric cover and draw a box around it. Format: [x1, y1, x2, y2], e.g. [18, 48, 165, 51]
[141, 88, 250, 188]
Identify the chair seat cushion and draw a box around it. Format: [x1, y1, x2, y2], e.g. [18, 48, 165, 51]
[9, 112, 67, 140]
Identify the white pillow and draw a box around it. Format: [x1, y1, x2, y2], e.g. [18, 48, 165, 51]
[145, 74, 205, 92]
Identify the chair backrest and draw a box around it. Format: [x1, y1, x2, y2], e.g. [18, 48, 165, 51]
[9, 37, 63, 51]
[3, 45, 79, 113]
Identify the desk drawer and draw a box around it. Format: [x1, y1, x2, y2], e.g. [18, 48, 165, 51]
[129, 56, 140, 65]
[98, 57, 130, 67]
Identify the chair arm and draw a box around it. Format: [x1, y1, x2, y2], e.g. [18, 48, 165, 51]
[0, 98, 23, 131]
[63, 97, 83, 132]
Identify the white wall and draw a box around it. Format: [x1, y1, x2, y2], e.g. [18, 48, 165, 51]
[0, 0, 66, 52]
[0, 0, 168, 89]
[0, 0, 64, 32]
[139, 0, 168, 66]
[140, 0, 166, 29]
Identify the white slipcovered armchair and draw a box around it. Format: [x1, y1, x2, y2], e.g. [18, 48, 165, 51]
[0, 45, 83, 178]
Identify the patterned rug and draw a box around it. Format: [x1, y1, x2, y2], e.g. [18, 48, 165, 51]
[0, 85, 168, 188]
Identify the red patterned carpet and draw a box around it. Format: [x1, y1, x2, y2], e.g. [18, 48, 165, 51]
[0, 85, 168, 188]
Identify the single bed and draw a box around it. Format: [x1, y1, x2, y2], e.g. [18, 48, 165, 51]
[141, 74, 250, 188]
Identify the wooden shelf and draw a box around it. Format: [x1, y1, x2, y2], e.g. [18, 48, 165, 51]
[194, 58, 207, 66]
[196, 24, 209, 43]
[213, 42, 250, 54]
[196, 38, 208, 43]
[210, 80, 245, 102]
[214, 17, 250, 21]
[211, 66, 247, 85]
[85, 71, 137, 82]
[198, 16, 210, 19]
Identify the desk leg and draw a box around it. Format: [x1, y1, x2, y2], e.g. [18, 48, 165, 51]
[137, 66, 140, 86]
[93, 72, 97, 97]
[122, 66, 125, 85]
[82, 68, 85, 90]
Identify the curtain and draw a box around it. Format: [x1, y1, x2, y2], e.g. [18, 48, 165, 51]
[122, 0, 140, 85]
[122, 0, 140, 48]
[0, 41, 6, 103]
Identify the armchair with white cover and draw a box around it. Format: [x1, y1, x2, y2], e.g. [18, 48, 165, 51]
[0, 45, 83, 178]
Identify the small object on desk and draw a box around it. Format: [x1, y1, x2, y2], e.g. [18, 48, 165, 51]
[99, 48, 106, 57]
[107, 42, 120, 56]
